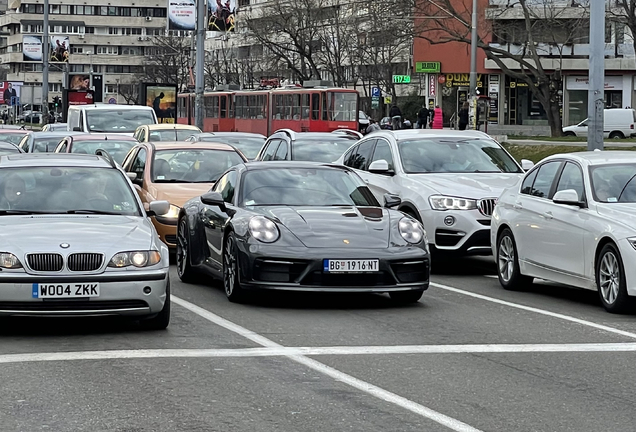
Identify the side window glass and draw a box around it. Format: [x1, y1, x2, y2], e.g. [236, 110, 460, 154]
[555, 162, 584, 200]
[122, 148, 138, 171]
[212, 173, 227, 193]
[58, 142, 67, 152]
[530, 161, 561, 198]
[131, 148, 147, 178]
[213, 171, 237, 204]
[273, 141, 288, 161]
[370, 140, 394, 171]
[520, 169, 538, 195]
[262, 140, 280, 161]
[343, 145, 358, 167]
[19, 137, 29, 152]
[350, 140, 375, 170]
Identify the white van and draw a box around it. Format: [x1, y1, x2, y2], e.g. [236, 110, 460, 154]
[562, 108, 636, 139]
[67, 104, 158, 136]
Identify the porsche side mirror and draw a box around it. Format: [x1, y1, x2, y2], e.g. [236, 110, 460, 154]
[383, 193, 401, 208]
[147, 200, 170, 217]
[520, 159, 534, 171]
[201, 191, 227, 211]
[369, 159, 392, 175]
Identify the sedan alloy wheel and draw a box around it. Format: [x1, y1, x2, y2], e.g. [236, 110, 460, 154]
[597, 243, 630, 313]
[496, 228, 532, 290]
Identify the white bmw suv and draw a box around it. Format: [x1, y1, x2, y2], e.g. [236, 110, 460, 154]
[334, 129, 531, 257]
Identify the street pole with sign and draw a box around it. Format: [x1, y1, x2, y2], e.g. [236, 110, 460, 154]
[469, 0, 478, 130]
[587, 1, 605, 150]
[194, 0, 205, 130]
[42, 0, 49, 125]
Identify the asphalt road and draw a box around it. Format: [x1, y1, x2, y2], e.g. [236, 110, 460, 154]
[2, 258, 636, 432]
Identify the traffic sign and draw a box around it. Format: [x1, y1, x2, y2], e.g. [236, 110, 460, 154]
[108, 97, 117, 104]
[371, 98, 379, 109]
[371, 87, 381, 97]
[384, 96, 392, 104]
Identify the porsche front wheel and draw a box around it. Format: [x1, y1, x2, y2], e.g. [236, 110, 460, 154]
[223, 232, 247, 303]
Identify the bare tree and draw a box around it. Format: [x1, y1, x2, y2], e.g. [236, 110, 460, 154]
[118, 83, 139, 105]
[415, 0, 589, 136]
[140, 35, 192, 91]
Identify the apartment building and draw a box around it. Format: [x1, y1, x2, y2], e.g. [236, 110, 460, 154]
[0, 0, 169, 107]
[414, 0, 636, 134]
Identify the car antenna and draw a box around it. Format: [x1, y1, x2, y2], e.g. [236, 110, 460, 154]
[95, 148, 116, 168]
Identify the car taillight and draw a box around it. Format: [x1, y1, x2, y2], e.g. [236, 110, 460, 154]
[631, 124, 634, 129]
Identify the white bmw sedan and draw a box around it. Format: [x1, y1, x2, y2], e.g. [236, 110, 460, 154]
[492, 151, 636, 313]
[335, 130, 529, 257]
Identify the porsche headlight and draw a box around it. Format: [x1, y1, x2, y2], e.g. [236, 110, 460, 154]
[398, 217, 425, 244]
[108, 251, 161, 268]
[249, 216, 280, 243]
[0, 252, 22, 269]
[429, 195, 477, 211]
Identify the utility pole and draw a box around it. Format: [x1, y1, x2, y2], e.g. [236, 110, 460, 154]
[468, 0, 478, 130]
[194, 0, 205, 130]
[42, 0, 49, 124]
[587, 1, 605, 150]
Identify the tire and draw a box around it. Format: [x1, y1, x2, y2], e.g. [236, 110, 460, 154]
[596, 243, 631, 313]
[389, 289, 424, 304]
[563, 131, 576, 137]
[140, 278, 171, 330]
[176, 217, 196, 283]
[223, 232, 247, 303]
[609, 131, 625, 140]
[496, 228, 533, 290]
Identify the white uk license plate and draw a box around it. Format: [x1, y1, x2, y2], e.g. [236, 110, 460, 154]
[32, 283, 100, 299]
[323, 259, 379, 273]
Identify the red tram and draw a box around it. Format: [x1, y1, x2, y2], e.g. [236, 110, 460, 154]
[177, 84, 359, 135]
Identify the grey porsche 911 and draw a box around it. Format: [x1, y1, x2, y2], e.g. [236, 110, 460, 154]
[176, 161, 430, 303]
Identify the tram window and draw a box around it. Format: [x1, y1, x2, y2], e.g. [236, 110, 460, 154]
[311, 93, 320, 120]
[274, 95, 284, 120]
[284, 94, 293, 120]
[204, 96, 214, 117]
[220, 96, 227, 118]
[258, 95, 265, 119]
[234, 96, 243, 119]
[212, 96, 219, 118]
[301, 94, 310, 119]
[292, 94, 301, 120]
[322, 92, 329, 121]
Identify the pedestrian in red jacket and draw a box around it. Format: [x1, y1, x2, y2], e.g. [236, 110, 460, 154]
[432, 106, 443, 129]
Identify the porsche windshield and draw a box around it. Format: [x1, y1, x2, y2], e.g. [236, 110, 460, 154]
[397, 138, 522, 174]
[241, 167, 379, 207]
[152, 149, 244, 183]
[71, 140, 136, 164]
[0, 167, 140, 215]
[86, 109, 155, 133]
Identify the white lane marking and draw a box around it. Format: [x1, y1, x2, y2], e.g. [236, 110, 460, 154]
[431, 282, 636, 340]
[172, 296, 482, 432]
[4, 343, 636, 364]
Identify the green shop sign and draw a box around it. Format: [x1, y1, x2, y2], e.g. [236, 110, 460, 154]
[392, 75, 411, 84]
[415, 62, 441, 73]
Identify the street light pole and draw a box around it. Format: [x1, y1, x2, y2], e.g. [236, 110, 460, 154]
[468, 0, 478, 130]
[194, 0, 205, 130]
[42, 0, 49, 124]
[587, 1, 605, 150]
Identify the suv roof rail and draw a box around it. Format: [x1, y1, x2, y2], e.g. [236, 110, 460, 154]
[331, 129, 362, 139]
[95, 148, 117, 168]
[272, 128, 296, 140]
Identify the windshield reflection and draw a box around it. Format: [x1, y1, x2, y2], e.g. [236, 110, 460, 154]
[153, 149, 244, 183]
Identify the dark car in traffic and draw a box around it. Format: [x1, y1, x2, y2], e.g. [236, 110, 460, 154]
[176, 162, 430, 303]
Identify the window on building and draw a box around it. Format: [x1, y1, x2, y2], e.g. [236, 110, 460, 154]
[72, 47, 83, 54]
[70, 65, 85, 72]
[48, 83, 62, 92]
[97, 46, 118, 55]
[105, 84, 118, 94]
[121, 46, 141, 55]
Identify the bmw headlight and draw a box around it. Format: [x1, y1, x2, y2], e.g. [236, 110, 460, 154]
[399, 217, 425, 244]
[249, 216, 280, 243]
[108, 251, 161, 268]
[429, 195, 477, 211]
[0, 252, 22, 269]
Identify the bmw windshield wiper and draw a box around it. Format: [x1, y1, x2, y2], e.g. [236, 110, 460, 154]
[0, 210, 57, 215]
[66, 209, 123, 215]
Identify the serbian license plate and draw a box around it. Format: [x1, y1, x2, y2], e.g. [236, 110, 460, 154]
[32, 283, 100, 299]
[323, 259, 379, 273]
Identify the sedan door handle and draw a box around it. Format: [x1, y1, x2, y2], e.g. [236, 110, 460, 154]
[364, 179, 369, 184]
[513, 202, 523, 209]
[543, 211, 553, 219]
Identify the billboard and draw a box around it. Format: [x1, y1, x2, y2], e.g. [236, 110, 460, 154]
[141, 83, 177, 123]
[0, 82, 23, 105]
[67, 90, 94, 106]
[168, 0, 196, 30]
[22, 35, 42, 62]
[50, 36, 69, 62]
[208, 0, 236, 32]
[69, 74, 90, 91]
